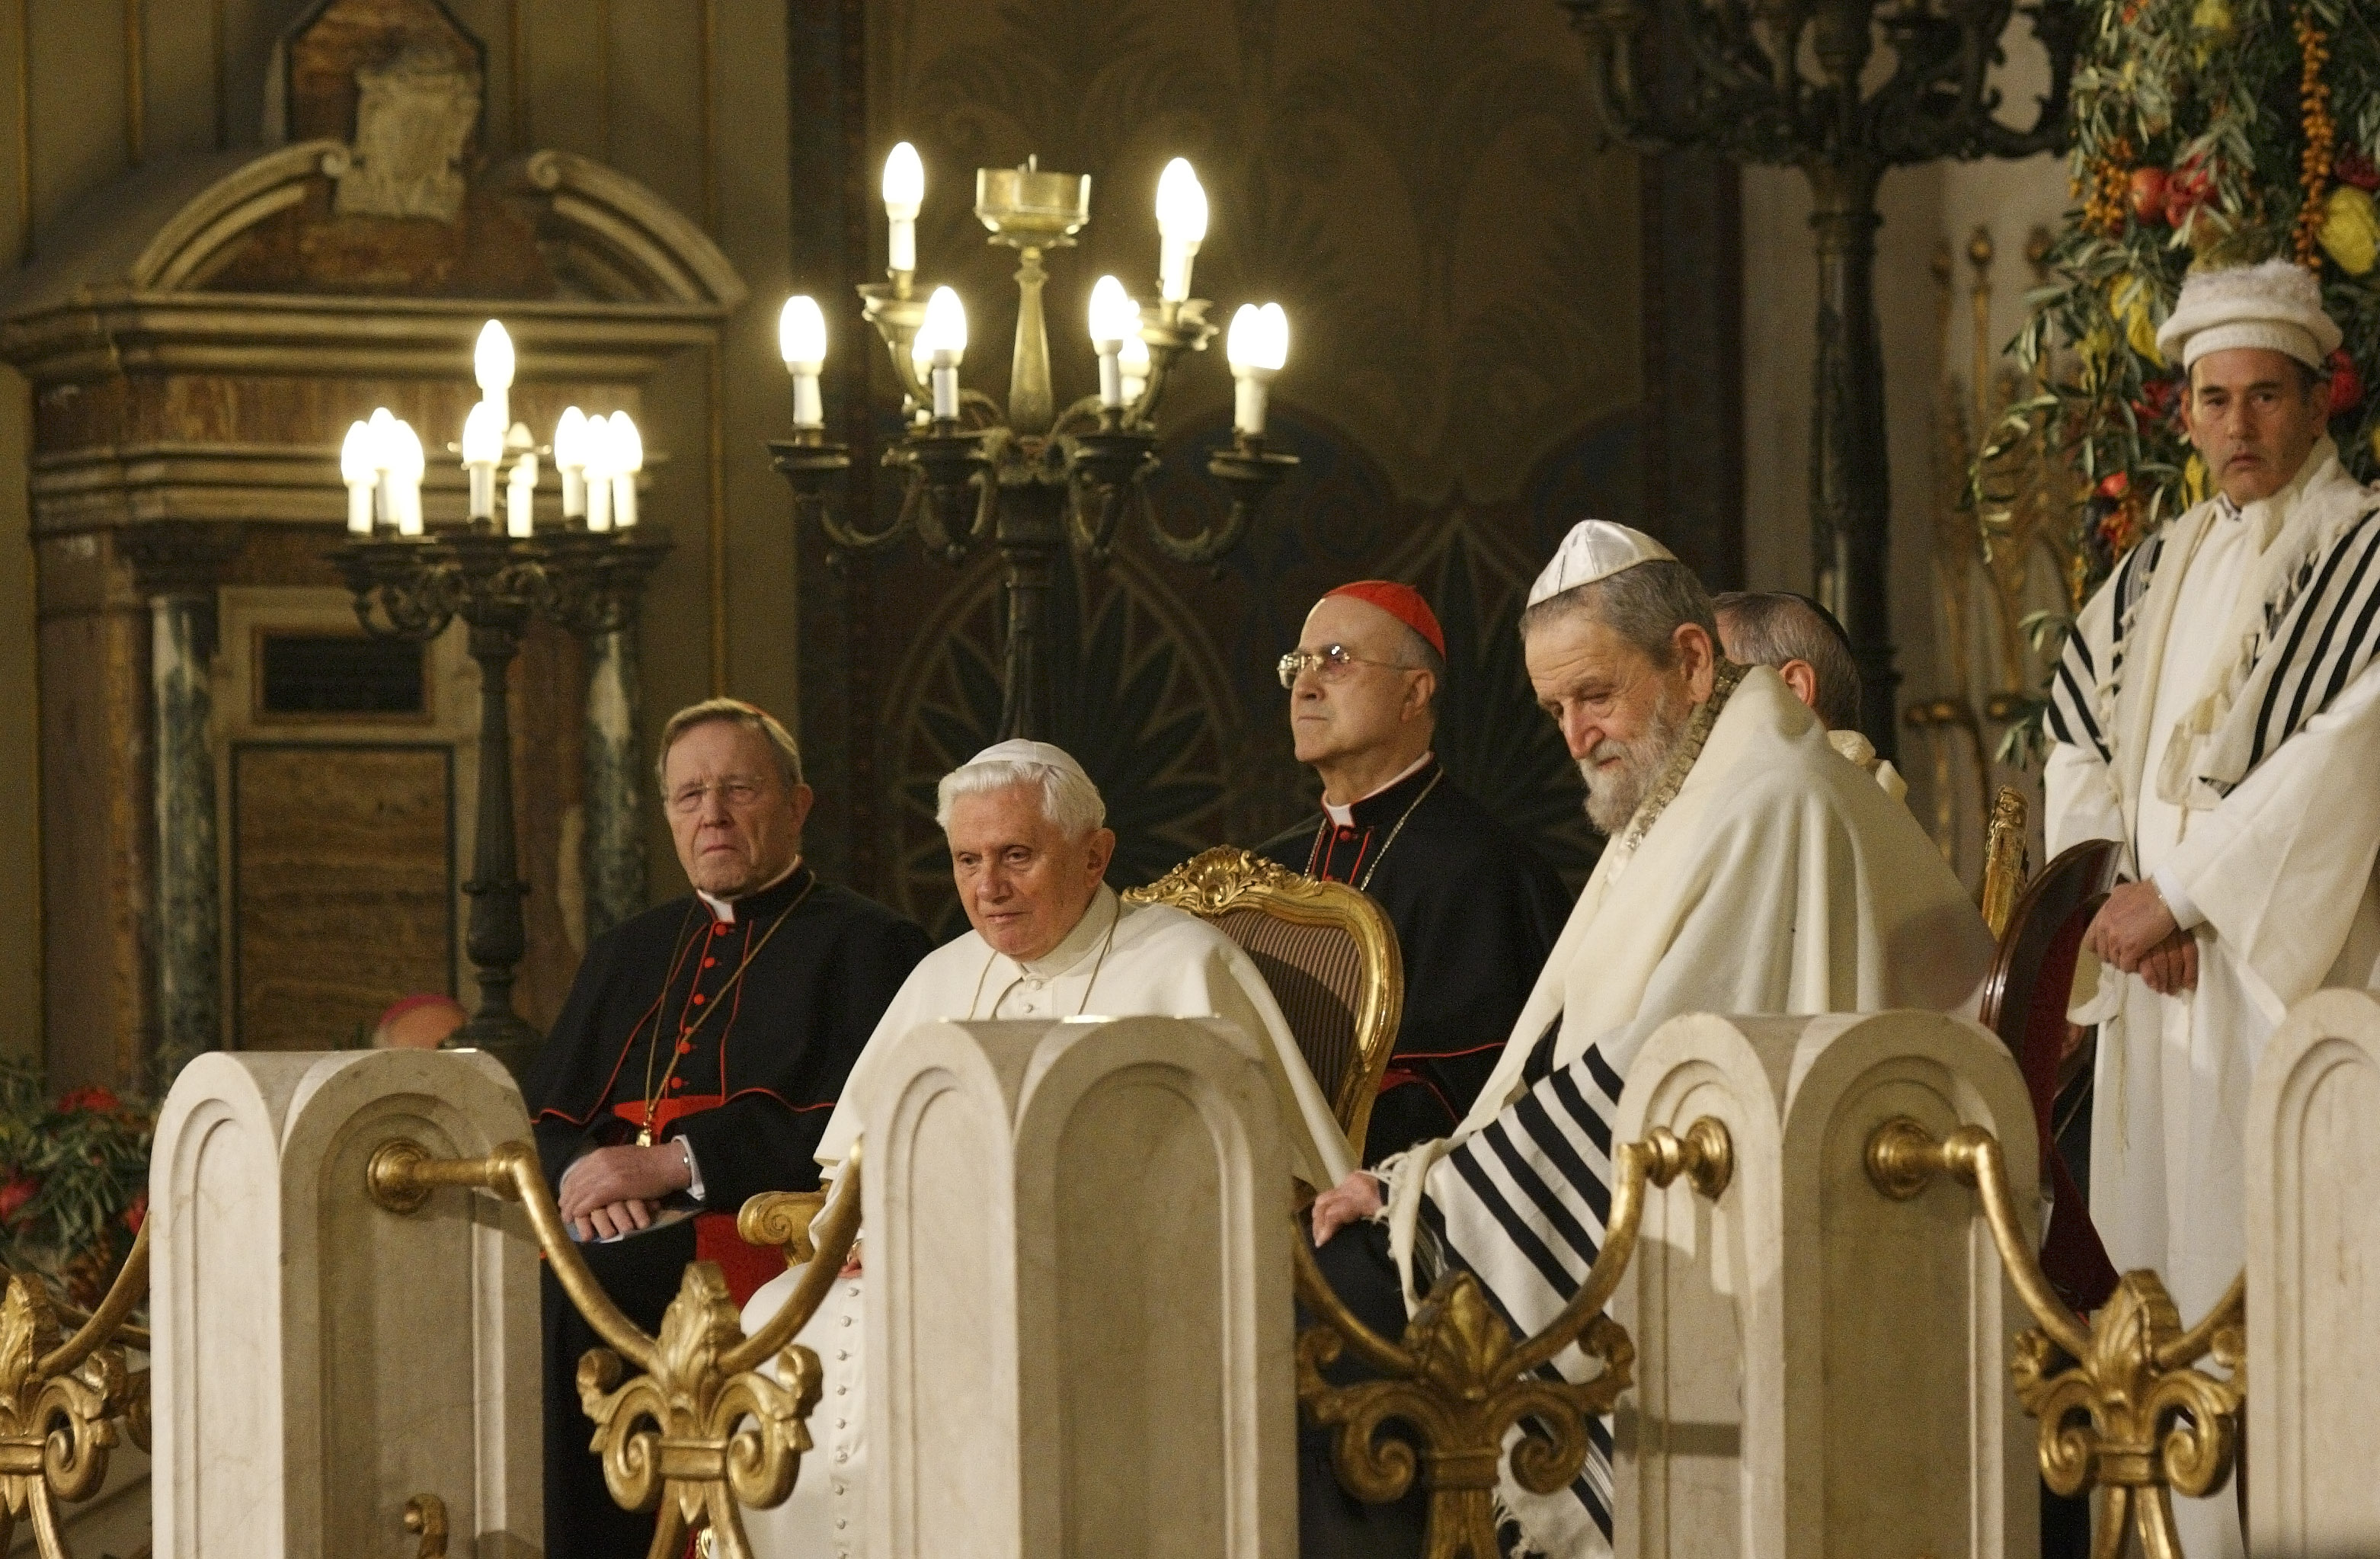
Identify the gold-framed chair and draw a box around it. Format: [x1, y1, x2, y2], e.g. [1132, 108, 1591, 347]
[1979, 783, 2030, 938]
[1123, 846, 1404, 1161]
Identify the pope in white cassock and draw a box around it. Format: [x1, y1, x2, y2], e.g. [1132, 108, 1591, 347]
[2044, 261, 2380, 1559]
[1304, 522, 1993, 1559]
[740, 738, 1354, 1559]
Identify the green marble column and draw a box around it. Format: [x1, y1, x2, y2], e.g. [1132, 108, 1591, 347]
[583, 627, 646, 941]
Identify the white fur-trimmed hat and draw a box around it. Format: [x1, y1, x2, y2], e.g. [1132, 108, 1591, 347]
[1526, 520, 1678, 608]
[2154, 259, 2342, 371]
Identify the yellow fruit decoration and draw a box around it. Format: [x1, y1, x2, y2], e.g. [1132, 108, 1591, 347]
[2318, 185, 2380, 276]
[2185, 453, 2210, 505]
[2110, 275, 2165, 366]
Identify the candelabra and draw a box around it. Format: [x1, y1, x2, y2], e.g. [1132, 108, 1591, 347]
[769, 150, 1299, 741]
[1563, 0, 2081, 757]
[331, 322, 668, 1079]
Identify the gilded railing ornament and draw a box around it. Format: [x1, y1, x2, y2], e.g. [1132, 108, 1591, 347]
[1866, 1117, 2244, 1557]
[0, 1224, 149, 1559]
[1293, 1119, 1733, 1559]
[368, 1138, 863, 1559]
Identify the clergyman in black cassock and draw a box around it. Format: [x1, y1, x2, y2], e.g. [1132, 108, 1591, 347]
[523, 701, 930, 1559]
[1259, 582, 1571, 1166]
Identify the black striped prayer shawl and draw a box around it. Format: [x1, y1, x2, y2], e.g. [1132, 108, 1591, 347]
[1410, 1024, 1626, 1552]
[2047, 497, 2380, 799]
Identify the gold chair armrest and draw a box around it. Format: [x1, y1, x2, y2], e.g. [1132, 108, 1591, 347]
[738, 1190, 828, 1267]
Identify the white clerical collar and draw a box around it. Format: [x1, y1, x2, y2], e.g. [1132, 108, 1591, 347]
[1016, 884, 1121, 978]
[696, 856, 803, 924]
[1323, 750, 1435, 828]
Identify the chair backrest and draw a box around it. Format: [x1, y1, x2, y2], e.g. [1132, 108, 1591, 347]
[1123, 846, 1404, 1160]
[1979, 837, 2122, 1313]
[1977, 784, 2030, 939]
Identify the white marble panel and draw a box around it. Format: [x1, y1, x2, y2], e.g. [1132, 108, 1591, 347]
[2247, 987, 2380, 1557]
[1612, 1010, 2039, 1559]
[152, 1048, 540, 1559]
[857, 1015, 1291, 1559]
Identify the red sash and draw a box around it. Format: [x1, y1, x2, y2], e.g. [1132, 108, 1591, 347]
[609, 1093, 786, 1308]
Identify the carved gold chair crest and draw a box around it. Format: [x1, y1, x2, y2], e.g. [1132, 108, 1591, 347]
[1123, 845, 1403, 1160]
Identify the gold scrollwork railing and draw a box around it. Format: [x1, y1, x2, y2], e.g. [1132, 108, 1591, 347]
[367, 1138, 861, 1559]
[1867, 1117, 2244, 1559]
[1292, 1119, 1734, 1559]
[0, 1223, 151, 1559]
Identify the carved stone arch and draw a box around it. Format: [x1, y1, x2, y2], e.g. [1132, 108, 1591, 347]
[127, 140, 350, 293]
[485, 151, 747, 310]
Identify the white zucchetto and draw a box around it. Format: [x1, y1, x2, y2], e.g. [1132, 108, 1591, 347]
[962, 738, 1092, 784]
[2154, 259, 2342, 372]
[1526, 519, 1678, 608]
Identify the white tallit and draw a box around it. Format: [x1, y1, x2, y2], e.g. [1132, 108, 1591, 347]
[1377, 665, 1994, 1554]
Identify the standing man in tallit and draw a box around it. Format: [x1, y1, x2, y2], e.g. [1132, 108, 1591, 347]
[742, 740, 1351, 1559]
[2043, 260, 2380, 1559]
[1304, 523, 1991, 1559]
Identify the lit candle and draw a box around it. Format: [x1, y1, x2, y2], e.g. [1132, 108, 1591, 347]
[608, 411, 642, 529]
[387, 418, 427, 536]
[1118, 334, 1150, 407]
[554, 406, 590, 520]
[583, 417, 615, 532]
[340, 421, 375, 534]
[912, 285, 967, 422]
[1226, 303, 1288, 439]
[1086, 275, 1135, 410]
[883, 142, 925, 277]
[1155, 158, 1208, 305]
[474, 320, 515, 438]
[461, 400, 504, 523]
[368, 405, 397, 528]
[779, 295, 828, 429]
[507, 453, 538, 538]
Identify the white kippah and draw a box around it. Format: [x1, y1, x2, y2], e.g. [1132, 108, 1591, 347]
[1526, 520, 1678, 608]
[2155, 259, 2342, 371]
[963, 738, 1091, 783]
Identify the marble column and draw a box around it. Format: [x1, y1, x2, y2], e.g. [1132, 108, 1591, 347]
[151, 1048, 540, 1557]
[582, 627, 646, 940]
[2248, 987, 2380, 1554]
[1609, 1010, 2039, 1559]
[852, 1014, 1294, 1559]
[123, 523, 240, 1086]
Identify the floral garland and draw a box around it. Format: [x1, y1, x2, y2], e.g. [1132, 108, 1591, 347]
[1991, 0, 2380, 706]
[0, 1061, 152, 1311]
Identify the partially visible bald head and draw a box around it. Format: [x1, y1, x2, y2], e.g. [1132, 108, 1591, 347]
[1713, 591, 1860, 731]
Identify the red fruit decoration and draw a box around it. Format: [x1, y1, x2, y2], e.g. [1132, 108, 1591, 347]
[2132, 377, 2181, 427]
[2097, 470, 2132, 501]
[2328, 349, 2364, 418]
[2165, 157, 2215, 226]
[123, 1192, 147, 1234]
[2337, 149, 2380, 193]
[0, 1176, 40, 1224]
[56, 1085, 120, 1114]
[2129, 166, 2171, 224]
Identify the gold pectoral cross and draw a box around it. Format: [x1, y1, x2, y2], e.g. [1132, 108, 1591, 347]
[636, 1127, 653, 1148]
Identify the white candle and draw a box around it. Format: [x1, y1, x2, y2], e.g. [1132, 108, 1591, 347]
[584, 417, 614, 532]
[1154, 158, 1208, 304]
[1087, 274, 1134, 410]
[608, 411, 642, 529]
[883, 142, 924, 276]
[1226, 303, 1289, 438]
[913, 285, 967, 422]
[779, 296, 828, 429]
[474, 320, 515, 440]
[506, 453, 538, 537]
[1118, 334, 1150, 408]
[461, 400, 504, 523]
[554, 406, 590, 520]
[387, 418, 427, 536]
[368, 406, 397, 529]
[340, 421, 375, 533]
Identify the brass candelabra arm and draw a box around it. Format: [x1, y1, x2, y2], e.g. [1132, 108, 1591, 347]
[1291, 1119, 1732, 1559]
[0, 1222, 149, 1556]
[539, 529, 673, 638]
[895, 428, 999, 565]
[367, 1136, 864, 1555]
[1147, 438, 1300, 569]
[1130, 299, 1216, 423]
[331, 537, 465, 642]
[1062, 429, 1161, 561]
[859, 282, 932, 409]
[1863, 1117, 2244, 1546]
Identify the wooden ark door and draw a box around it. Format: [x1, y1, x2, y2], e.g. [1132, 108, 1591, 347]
[229, 743, 457, 1052]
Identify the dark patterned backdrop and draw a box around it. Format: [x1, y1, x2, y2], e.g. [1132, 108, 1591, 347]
[783, 0, 1742, 930]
